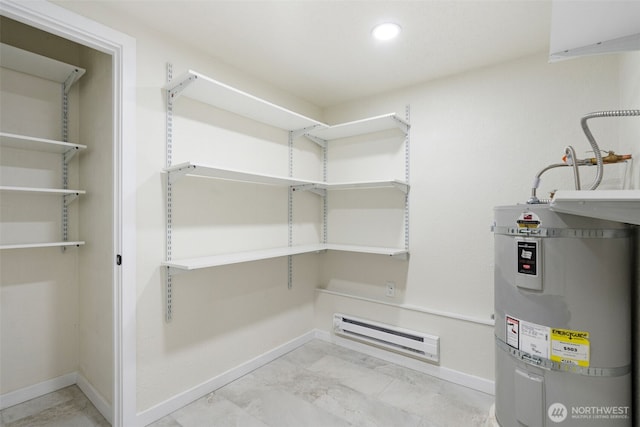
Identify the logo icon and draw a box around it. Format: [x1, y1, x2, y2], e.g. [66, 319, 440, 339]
[548, 403, 568, 423]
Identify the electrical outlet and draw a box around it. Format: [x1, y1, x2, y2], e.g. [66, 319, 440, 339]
[385, 281, 395, 297]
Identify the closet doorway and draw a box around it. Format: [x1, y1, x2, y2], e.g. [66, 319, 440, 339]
[0, 1, 135, 426]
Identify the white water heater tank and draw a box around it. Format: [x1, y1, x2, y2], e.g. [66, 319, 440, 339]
[493, 204, 632, 426]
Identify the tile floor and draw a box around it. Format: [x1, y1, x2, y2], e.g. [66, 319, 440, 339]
[0, 384, 109, 427]
[1, 339, 494, 427]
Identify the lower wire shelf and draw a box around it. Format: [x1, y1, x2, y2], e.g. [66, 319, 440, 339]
[0, 241, 85, 250]
[162, 244, 409, 272]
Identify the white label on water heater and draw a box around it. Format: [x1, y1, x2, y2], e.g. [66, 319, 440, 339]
[520, 321, 550, 359]
[506, 315, 551, 358]
[506, 316, 520, 349]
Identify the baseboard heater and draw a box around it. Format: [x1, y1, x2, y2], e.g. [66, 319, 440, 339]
[333, 313, 440, 363]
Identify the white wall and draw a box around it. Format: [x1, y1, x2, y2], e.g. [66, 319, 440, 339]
[0, 19, 114, 410]
[49, 3, 325, 412]
[0, 34, 81, 394]
[317, 52, 625, 382]
[78, 46, 114, 405]
[43, 0, 640, 417]
[619, 52, 640, 189]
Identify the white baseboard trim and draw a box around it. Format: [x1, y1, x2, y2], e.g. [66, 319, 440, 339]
[0, 371, 113, 424]
[136, 330, 317, 427]
[0, 372, 77, 410]
[76, 373, 113, 425]
[313, 329, 495, 396]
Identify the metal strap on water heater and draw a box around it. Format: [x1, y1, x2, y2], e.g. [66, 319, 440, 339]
[495, 337, 631, 377]
[492, 226, 632, 239]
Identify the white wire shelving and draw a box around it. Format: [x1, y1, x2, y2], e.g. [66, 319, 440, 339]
[163, 66, 410, 319]
[0, 44, 86, 251]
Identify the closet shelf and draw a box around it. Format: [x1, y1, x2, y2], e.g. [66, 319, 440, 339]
[163, 70, 410, 141]
[0, 132, 86, 154]
[164, 70, 325, 131]
[317, 180, 409, 194]
[324, 244, 409, 259]
[164, 162, 319, 187]
[0, 43, 85, 89]
[163, 244, 409, 271]
[0, 186, 86, 196]
[164, 162, 409, 193]
[0, 241, 85, 250]
[305, 113, 410, 142]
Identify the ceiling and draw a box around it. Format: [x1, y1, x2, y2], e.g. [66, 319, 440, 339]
[79, 0, 553, 108]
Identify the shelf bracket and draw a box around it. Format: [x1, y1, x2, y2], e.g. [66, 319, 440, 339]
[63, 147, 80, 163]
[63, 192, 81, 205]
[391, 252, 410, 261]
[167, 164, 197, 184]
[303, 133, 327, 149]
[292, 124, 324, 140]
[291, 184, 326, 197]
[62, 69, 83, 95]
[167, 73, 198, 104]
[392, 115, 411, 136]
[167, 266, 189, 276]
[392, 182, 410, 195]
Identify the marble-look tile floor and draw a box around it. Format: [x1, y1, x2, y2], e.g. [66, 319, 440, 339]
[0, 339, 495, 427]
[151, 340, 494, 427]
[0, 384, 109, 427]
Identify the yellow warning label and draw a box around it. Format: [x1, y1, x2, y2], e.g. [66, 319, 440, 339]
[551, 328, 590, 367]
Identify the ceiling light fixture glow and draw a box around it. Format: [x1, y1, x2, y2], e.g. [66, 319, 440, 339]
[371, 22, 401, 41]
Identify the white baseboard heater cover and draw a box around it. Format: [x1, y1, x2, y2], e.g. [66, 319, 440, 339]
[333, 313, 440, 363]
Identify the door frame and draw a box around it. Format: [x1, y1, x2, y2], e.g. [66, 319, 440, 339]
[0, 1, 137, 425]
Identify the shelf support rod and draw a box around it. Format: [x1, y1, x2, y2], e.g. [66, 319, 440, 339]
[287, 130, 294, 289]
[166, 62, 175, 322]
[61, 82, 70, 252]
[404, 104, 411, 252]
[322, 142, 328, 245]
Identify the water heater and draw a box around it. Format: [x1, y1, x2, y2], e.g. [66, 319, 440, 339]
[493, 204, 633, 426]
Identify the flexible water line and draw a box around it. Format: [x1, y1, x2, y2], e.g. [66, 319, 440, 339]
[581, 109, 640, 190]
[564, 145, 581, 190]
[528, 163, 567, 204]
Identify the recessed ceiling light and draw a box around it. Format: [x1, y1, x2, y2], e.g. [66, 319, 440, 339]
[371, 22, 402, 41]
